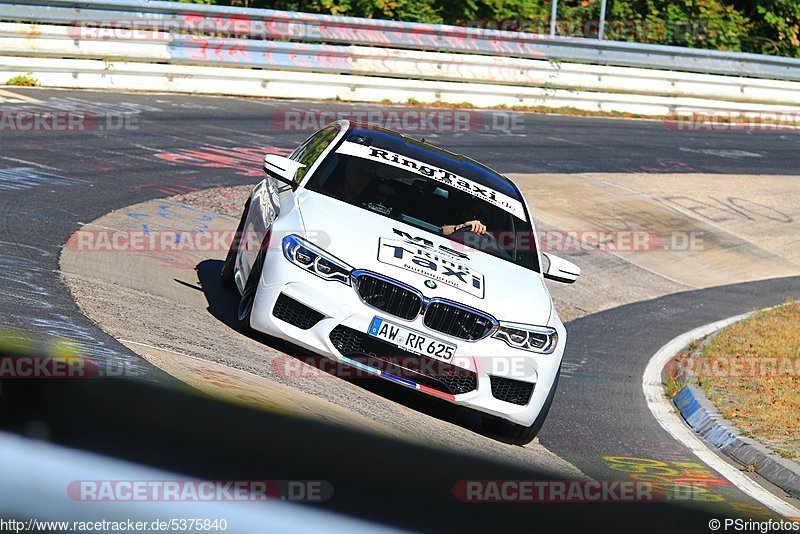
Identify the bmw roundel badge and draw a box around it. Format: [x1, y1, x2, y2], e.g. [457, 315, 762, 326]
[424, 280, 437, 289]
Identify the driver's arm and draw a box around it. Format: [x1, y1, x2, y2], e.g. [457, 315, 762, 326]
[441, 220, 486, 236]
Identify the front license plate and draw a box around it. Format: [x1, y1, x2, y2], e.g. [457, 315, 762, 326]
[368, 317, 456, 362]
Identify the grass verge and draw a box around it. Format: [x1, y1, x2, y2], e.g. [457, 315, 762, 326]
[696, 301, 800, 461]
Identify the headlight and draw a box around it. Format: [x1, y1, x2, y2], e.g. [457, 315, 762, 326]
[282, 235, 352, 285]
[492, 322, 558, 354]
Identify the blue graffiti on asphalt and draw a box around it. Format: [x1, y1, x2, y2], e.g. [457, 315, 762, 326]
[0, 167, 86, 191]
[126, 201, 215, 236]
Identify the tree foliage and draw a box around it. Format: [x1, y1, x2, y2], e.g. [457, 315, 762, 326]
[178, 0, 800, 57]
[736, 0, 800, 56]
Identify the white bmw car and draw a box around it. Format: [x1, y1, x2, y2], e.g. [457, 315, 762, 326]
[221, 120, 580, 444]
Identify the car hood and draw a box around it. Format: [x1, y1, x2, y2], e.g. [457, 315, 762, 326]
[297, 191, 553, 326]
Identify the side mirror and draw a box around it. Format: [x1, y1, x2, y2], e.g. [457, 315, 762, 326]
[542, 252, 580, 284]
[263, 154, 305, 189]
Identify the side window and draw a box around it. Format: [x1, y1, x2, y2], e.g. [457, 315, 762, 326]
[290, 124, 340, 184]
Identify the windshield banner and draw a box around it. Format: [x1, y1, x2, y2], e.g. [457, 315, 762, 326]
[336, 141, 527, 221]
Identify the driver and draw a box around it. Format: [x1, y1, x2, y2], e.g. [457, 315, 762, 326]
[442, 198, 491, 236]
[333, 156, 379, 203]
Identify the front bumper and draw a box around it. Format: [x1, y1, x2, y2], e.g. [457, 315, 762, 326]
[248, 246, 565, 427]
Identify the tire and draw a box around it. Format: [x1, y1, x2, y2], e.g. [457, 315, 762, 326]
[482, 366, 561, 446]
[220, 199, 251, 291]
[236, 232, 269, 333]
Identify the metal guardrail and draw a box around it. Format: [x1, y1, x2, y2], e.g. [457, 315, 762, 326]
[0, 0, 799, 114]
[1, 21, 798, 107]
[3, 0, 800, 82]
[4, 54, 796, 117]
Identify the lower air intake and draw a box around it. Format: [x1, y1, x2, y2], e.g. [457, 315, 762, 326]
[272, 293, 325, 330]
[489, 375, 535, 406]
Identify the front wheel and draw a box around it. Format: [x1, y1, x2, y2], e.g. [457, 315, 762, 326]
[236, 243, 265, 333]
[220, 199, 251, 291]
[482, 367, 561, 446]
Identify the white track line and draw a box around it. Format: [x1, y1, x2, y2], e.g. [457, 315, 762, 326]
[642, 312, 800, 519]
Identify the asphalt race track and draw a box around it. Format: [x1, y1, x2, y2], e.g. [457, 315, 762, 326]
[2, 87, 800, 524]
[544, 277, 800, 504]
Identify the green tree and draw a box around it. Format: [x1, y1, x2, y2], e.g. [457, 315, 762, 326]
[270, 0, 442, 21]
[167, 0, 797, 57]
[438, 0, 549, 26]
[734, 0, 800, 56]
[551, 0, 750, 50]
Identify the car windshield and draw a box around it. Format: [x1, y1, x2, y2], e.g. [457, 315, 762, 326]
[304, 140, 538, 272]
